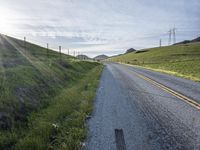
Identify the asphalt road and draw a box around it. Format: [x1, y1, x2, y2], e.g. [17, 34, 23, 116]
[85, 63, 200, 150]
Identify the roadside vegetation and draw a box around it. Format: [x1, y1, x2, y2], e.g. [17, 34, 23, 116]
[110, 42, 200, 82]
[0, 35, 103, 149]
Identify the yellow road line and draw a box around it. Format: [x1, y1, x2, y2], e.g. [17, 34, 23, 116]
[134, 72, 200, 110]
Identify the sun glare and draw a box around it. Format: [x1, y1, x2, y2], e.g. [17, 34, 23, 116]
[0, 7, 16, 34]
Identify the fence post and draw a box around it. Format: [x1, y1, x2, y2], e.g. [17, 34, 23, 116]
[47, 43, 49, 58]
[59, 46, 62, 62]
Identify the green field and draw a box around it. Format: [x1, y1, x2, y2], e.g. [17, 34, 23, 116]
[0, 35, 103, 149]
[110, 42, 200, 82]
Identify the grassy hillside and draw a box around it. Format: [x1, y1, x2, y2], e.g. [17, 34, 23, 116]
[110, 42, 200, 81]
[0, 35, 103, 149]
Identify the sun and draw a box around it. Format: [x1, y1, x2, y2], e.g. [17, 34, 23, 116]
[0, 7, 16, 34]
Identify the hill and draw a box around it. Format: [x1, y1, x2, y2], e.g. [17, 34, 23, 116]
[94, 54, 109, 61]
[110, 42, 200, 82]
[191, 36, 200, 42]
[125, 48, 136, 54]
[77, 54, 91, 60]
[0, 34, 103, 149]
[175, 36, 200, 45]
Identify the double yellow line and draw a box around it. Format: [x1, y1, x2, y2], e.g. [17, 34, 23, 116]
[134, 72, 200, 110]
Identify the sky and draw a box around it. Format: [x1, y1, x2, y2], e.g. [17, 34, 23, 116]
[0, 0, 200, 57]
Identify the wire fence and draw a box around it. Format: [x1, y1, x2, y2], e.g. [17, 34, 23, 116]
[4, 28, 199, 57]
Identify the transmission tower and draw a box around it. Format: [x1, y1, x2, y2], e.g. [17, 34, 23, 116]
[168, 30, 172, 45]
[172, 28, 177, 44]
[160, 39, 162, 47]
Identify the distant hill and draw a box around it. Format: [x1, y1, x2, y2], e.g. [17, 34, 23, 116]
[175, 36, 200, 45]
[192, 37, 200, 42]
[94, 54, 109, 61]
[77, 54, 90, 60]
[125, 48, 136, 54]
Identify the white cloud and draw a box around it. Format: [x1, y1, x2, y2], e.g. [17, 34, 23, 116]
[0, 0, 199, 57]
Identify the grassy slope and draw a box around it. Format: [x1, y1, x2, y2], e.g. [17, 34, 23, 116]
[110, 42, 200, 81]
[0, 35, 103, 149]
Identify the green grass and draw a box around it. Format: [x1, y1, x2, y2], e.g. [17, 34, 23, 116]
[14, 65, 103, 150]
[110, 42, 200, 82]
[0, 35, 103, 149]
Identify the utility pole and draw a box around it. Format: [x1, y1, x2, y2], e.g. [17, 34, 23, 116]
[73, 51, 75, 57]
[160, 39, 162, 47]
[168, 29, 172, 45]
[68, 49, 69, 55]
[47, 43, 49, 58]
[59, 46, 62, 62]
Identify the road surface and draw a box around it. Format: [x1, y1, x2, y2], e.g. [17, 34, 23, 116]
[85, 63, 200, 150]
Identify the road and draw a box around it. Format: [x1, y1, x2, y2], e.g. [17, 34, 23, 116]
[85, 63, 200, 150]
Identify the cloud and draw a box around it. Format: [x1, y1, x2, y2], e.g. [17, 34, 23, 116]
[0, 0, 199, 56]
